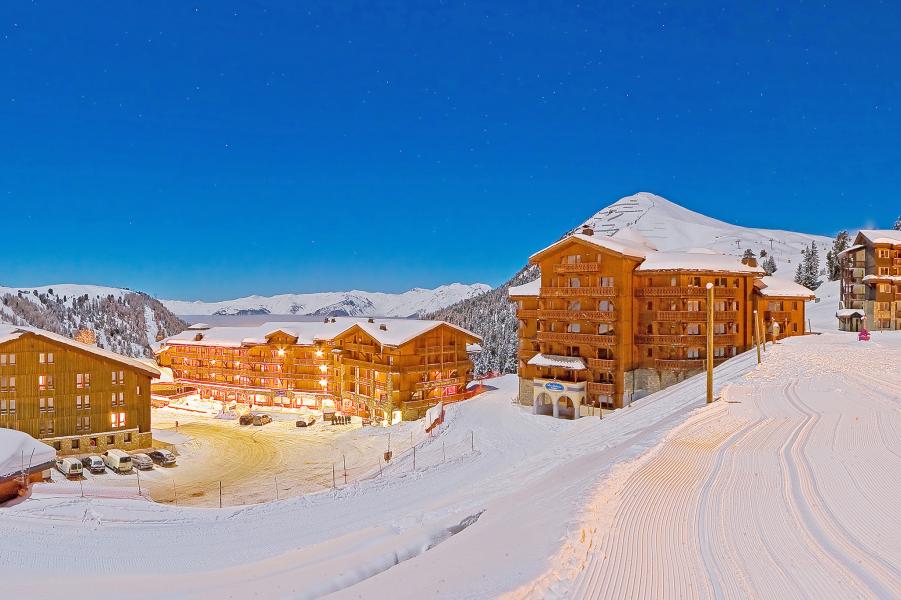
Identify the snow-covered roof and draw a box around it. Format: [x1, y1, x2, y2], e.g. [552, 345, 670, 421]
[857, 230, 901, 246]
[836, 309, 865, 318]
[527, 353, 586, 370]
[837, 244, 866, 257]
[466, 343, 483, 354]
[529, 231, 650, 263]
[754, 276, 816, 299]
[508, 279, 541, 298]
[635, 250, 765, 274]
[0, 325, 160, 377]
[863, 274, 901, 283]
[0, 428, 56, 480]
[162, 317, 481, 350]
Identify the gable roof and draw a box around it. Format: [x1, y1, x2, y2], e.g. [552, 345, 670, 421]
[635, 251, 765, 274]
[529, 232, 651, 263]
[855, 230, 901, 246]
[754, 276, 816, 299]
[0, 325, 160, 377]
[161, 317, 481, 350]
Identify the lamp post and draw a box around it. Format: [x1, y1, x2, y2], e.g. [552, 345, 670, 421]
[706, 283, 714, 404]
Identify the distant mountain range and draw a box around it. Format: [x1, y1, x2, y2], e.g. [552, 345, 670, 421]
[0, 284, 185, 358]
[161, 283, 492, 318]
[427, 192, 834, 375]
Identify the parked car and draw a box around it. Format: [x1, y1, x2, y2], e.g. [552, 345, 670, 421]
[295, 415, 316, 428]
[81, 455, 106, 474]
[130, 453, 154, 470]
[55, 457, 83, 478]
[253, 413, 272, 426]
[148, 449, 177, 466]
[103, 449, 133, 474]
[239, 413, 254, 425]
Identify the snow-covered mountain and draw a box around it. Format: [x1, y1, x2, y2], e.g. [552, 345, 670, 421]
[161, 283, 492, 318]
[0, 284, 186, 358]
[428, 192, 835, 375]
[574, 192, 832, 272]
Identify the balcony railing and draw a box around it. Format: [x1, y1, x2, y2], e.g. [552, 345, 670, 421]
[537, 309, 616, 322]
[541, 286, 617, 298]
[765, 311, 792, 321]
[635, 286, 738, 298]
[587, 382, 615, 395]
[553, 262, 603, 273]
[414, 377, 466, 390]
[517, 309, 539, 319]
[654, 358, 728, 370]
[655, 310, 739, 322]
[635, 333, 736, 345]
[586, 358, 616, 370]
[536, 332, 616, 346]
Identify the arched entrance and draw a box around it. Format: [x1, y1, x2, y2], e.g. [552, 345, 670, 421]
[535, 393, 553, 416]
[558, 396, 574, 419]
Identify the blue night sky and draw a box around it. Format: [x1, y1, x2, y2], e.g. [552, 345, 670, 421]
[1, 2, 899, 300]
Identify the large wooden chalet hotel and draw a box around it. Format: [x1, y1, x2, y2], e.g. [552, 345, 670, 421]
[510, 227, 813, 418]
[156, 318, 480, 424]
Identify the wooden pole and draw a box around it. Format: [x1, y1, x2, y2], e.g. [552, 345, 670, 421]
[412, 445, 416, 471]
[706, 283, 714, 404]
[136, 467, 142, 496]
[332, 464, 336, 488]
[760, 312, 767, 352]
[219, 481, 222, 508]
[343, 455, 347, 484]
[274, 475, 279, 501]
[173, 479, 177, 505]
[753, 309, 762, 365]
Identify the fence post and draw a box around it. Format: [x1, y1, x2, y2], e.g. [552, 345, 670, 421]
[136, 468, 142, 497]
[332, 464, 336, 489]
[343, 454, 347, 485]
[274, 475, 279, 501]
[173, 479, 177, 505]
[79, 479, 84, 498]
[413, 445, 416, 471]
[219, 481, 222, 508]
[443, 441, 446, 462]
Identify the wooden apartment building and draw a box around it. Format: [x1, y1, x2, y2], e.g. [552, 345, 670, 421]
[510, 228, 813, 418]
[838, 230, 901, 331]
[0, 325, 158, 455]
[156, 318, 480, 423]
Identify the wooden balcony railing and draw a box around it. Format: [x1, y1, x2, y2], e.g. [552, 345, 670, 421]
[541, 286, 617, 298]
[586, 358, 616, 370]
[635, 286, 738, 298]
[536, 332, 616, 346]
[414, 377, 466, 391]
[654, 358, 728, 370]
[537, 309, 616, 322]
[655, 310, 739, 322]
[343, 343, 377, 353]
[635, 333, 736, 345]
[553, 262, 603, 273]
[587, 382, 615, 395]
[517, 309, 539, 319]
[765, 311, 792, 321]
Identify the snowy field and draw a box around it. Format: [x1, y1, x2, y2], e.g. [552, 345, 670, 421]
[2, 330, 899, 599]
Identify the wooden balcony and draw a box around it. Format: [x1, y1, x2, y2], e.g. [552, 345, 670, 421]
[343, 342, 377, 353]
[655, 358, 727, 370]
[587, 382, 615, 395]
[537, 309, 616, 322]
[765, 311, 792, 321]
[536, 332, 616, 346]
[655, 310, 739, 322]
[541, 286, 617, 298]
[517, 309, 539, 319]
[635, 286, 737, 298]
[414, 377, 465, 391]
[553, 262, 603, 273]
[635, 334, 736, 345]
[586, 358, 616, 370]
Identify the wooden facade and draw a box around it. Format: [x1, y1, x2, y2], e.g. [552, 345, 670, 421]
[156, 319, 480, 424]
[512, 230, 813, 417]
[839, 230, 901, 331]
[0, 327, 157, 455]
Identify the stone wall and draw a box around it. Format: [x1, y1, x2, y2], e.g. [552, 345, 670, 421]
[518, 377, 534, 407]
[48, 429, 153, 456]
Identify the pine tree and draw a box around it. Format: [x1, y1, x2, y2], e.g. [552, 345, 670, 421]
[894, 215, 901, 230]
[762, 256, 777, 275]
[741, 249, 756, 264]
[759, 249, 767, 258]
[825, 230, 850, 280]
[794, 241, 821, 289]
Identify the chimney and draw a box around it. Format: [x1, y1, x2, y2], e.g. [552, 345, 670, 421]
[581, 226, 594, 236]
[194, 333, 204, 341]
[379, 324, 388, 331]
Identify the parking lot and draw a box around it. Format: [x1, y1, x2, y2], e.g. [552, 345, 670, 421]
[45, 408, 430, 507]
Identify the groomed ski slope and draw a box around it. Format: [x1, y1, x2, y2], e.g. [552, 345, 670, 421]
[2, 331, 899, 598]
[519, 331, 901, 599]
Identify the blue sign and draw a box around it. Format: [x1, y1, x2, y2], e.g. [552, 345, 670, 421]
[544, 382, 565, 392]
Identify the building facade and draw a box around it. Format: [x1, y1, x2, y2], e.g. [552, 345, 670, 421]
[511, 228, 813, 418]
[0, 325, 158, 455]
[156, 318, 480, 423]
[838, 230, 901, 331]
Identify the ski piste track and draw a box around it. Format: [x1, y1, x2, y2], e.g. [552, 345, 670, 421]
[524, 332, 901, 600]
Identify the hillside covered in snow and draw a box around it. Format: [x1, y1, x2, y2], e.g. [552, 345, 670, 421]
[161, 283, 491, 318]
[431, 192, 835, 375]
[0, 284, 186, 358]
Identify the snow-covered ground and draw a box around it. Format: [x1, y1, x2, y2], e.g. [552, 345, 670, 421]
[1, 331, 898, 598]
[161, 282, 491, 318]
